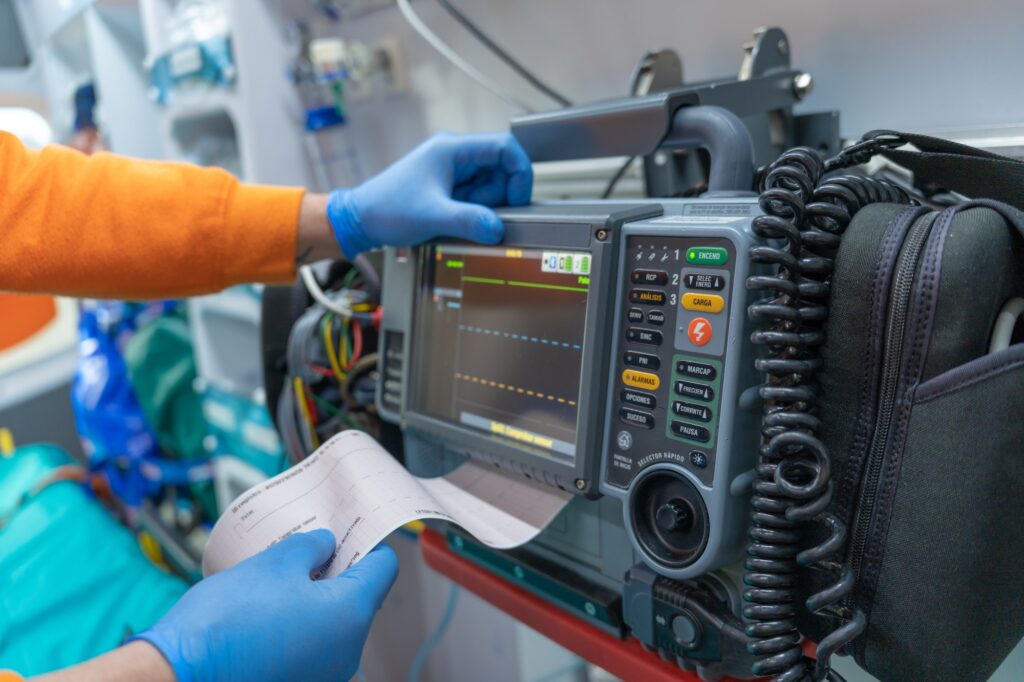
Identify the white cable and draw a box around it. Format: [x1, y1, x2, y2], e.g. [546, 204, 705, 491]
[300, 264, 351, 316]
[988, 297, 1024, 353]
[396, 0, 534, 112]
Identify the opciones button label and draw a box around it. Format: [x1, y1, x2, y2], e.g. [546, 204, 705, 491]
[621, 389, 656, 409]
[622, 369, 661, 391]
[685, 246, 728, 266]
[682, 293, 725, 313]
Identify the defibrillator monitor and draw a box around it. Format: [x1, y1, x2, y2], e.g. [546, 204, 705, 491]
[412, 244, 591, 461]
[397, 204, 662, 495]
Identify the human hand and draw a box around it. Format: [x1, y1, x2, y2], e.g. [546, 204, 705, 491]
[327, 131, 533, 258]
[134, 530, 398, 682]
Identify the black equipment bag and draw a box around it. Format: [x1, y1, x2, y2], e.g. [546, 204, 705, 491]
[743, 132, 1024, 681]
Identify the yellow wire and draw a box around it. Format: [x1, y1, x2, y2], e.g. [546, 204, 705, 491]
[322, 316, 345, 381]
[338, 317, 349, 369]
[293, 376, 321, 449]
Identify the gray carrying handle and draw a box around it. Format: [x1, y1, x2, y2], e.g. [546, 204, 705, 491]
[661, 105, 754, 193]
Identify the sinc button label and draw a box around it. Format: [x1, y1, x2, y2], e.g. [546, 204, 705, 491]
[682, 292, 725, 313]
[685, 246, 728, 266]
[622, 369, 660, 391]
[687, 317, 712, 346]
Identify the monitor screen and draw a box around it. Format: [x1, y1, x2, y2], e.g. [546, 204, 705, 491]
[412, 244, 592, 461]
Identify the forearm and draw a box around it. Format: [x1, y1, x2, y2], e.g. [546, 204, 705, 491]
[0, 131, 312, 299]
[297, 192, 342, 265]
[32, 642, 175, 682]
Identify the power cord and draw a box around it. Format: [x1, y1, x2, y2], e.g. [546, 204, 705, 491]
[396, 0, 534, 112]
[435, 0, 571, 107]
[407, 582, 461, 682]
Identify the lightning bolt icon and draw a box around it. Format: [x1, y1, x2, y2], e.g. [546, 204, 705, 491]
[687, 317, 712, 346]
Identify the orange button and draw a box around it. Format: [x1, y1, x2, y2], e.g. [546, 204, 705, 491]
[682, 292, 725, 313]
[622, 369, 661, 391]
[687, 317, 712, 346]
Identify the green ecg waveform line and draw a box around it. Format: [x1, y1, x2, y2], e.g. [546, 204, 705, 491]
[462, 275, 588, 293]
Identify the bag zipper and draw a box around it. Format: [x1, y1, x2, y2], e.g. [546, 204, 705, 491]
[845, 213, 936, 610]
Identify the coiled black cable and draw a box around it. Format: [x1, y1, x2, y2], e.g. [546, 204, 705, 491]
[743, 140, 911, 682]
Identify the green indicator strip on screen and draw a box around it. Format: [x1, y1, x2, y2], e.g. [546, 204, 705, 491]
[507, 280, 588, 293]
[463, 275, 506, 285]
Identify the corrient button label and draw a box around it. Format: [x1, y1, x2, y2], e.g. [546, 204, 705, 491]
[682, 293, 725, 314]
[622, 369, 661, 391]
[672, 401, 712, 422]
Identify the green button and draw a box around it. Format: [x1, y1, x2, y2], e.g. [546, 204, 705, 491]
[685, 246, 728, 266]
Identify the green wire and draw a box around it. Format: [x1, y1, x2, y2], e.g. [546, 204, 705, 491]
[306, 390, 363, 431]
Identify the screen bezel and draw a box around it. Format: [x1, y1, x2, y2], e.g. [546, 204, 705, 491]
[403, 212, 616, 496]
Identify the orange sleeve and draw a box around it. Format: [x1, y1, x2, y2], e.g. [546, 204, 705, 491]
[0, 131, 304, 299]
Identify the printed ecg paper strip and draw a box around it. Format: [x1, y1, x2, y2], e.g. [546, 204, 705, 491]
[202, 431, 572, 578]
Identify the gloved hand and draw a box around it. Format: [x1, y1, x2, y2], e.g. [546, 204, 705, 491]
[328, 131, 533, 258]
[134, 530, 398, 682]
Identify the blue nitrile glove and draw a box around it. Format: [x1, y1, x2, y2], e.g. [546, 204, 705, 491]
[327, 131, 533, 259]
[133, 530, 398, 682]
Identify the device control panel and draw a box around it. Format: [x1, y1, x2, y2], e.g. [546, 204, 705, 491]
[600, 204, 762, 580]
[607, 235, 735, 490]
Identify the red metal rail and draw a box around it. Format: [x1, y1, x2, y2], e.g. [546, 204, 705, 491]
[419, 528, 741, 682]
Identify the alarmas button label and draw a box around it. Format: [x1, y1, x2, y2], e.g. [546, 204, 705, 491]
[622, 369, 661, 391]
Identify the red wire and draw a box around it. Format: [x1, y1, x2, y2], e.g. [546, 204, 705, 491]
[303, 389, 320, 426]
[347, 321, 363, 368]
[308, 365, 336, 377]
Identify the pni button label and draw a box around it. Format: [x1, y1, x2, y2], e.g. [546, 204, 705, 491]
[624, 351, 660, 370]
[682, 293, 725, 314]
[622, 369, 661, 391]
[685, 246, 728, 266]
[629, 289, 666, 306]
